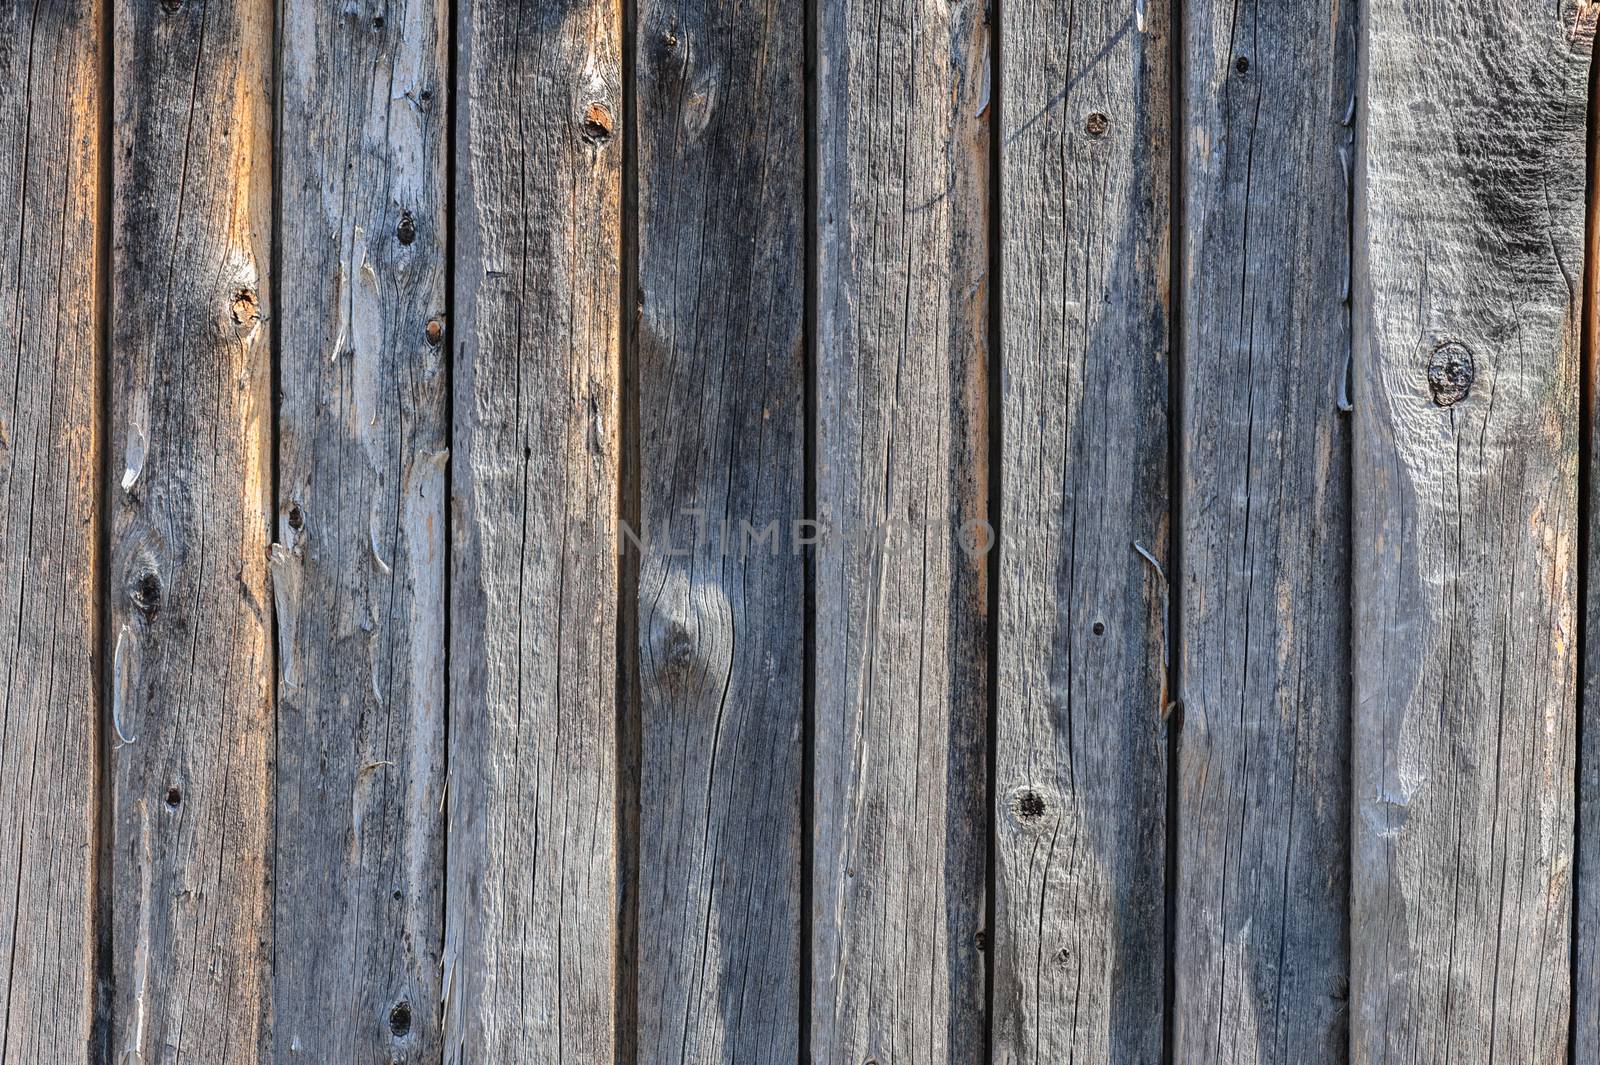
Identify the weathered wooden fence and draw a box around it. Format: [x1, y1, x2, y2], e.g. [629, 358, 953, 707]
[0, 0, 1596, 1062]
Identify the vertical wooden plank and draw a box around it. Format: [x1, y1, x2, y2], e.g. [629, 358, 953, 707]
[0, 1, 101, 1060]
[1174, 2, 1354, 1061]
[1578, 15, 1600, 1063]
[1351, 3, 1590, 1062]
[273, 1, 448, 1061]
[444, 0, 622, 1061]
[992, 1, 1170, 1061]
[632, 0, 805, 1059]
[108, 0, 274, 1061]
[812, 0, 989, 1061]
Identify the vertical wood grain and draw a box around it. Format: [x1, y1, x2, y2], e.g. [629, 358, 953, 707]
[445, 0, 623, 1062]
[992, 1, 1171, 1061]
[632, 0, 805, 1059]
[273, 1, 449, 1061]
[107, 0, 275, 1061]
[0, 1, 101, 1061]
[812, 0, 990, 1061]
[1175, 1, 1355, 1061]
[1351, 3, 1590, 1061]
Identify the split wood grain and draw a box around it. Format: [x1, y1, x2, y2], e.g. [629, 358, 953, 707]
[812, 0, 990, 1061]
[0, 1, 101, 1061]
[273, 1, 449, 1062]
[992, 1, 1171, 1062]
[445, 1, 623, 1062]
[1351, 3, 1590, 1061]
[1175, 1, 1355, 1061]
[107, 0, 275, 1061]
[633, 1, 806, 1060]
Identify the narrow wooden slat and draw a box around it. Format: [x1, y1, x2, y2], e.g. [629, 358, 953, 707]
[1174, 2, 1354, 1061]
[632, 0, 805, 1059]
[992, 2, 1170, 1060]
[107, 0, 274, 1060]
[1578, 16, 1600, 1063]
[1351, 4, 1590, 1061]
[812, 0, 989, 1060]
[273, 1, 448, 1060]
[444, 0, 622, 1061]
[0, 1, 101, 1060]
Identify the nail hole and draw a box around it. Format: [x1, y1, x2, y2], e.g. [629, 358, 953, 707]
[1085, 112, 1109, 136]
[1092, 620, 1105, 636]
[389, 1001, 411, 1037]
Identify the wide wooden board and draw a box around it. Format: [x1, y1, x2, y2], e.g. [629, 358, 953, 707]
[107, 0, 275, 1060]
[633, 0, 806, 1059]
[1351, 3, 1590, 1061]
[0, 2, 101, 1061]
[273, 0, 450, 1060]
[993, 1, 1171, 1061]
[1175, 1, 1356, 1061]
[445, 1, 623, 1062]
[812, 0, 991, 1061]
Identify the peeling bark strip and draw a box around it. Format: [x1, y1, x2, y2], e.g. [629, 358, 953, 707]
[1351, 2, 1589, 1062]
[108, 0, 275, 1061]
[0, 1, 100, 1061]
[274, 0, 448, 1061]
[445, 0, 622, 1061]
[992, 0, 1169, 1061]
[1174, 1, 1355, 1062]
[632, 0, 805, 1059]
[811, 0, 990, 1061]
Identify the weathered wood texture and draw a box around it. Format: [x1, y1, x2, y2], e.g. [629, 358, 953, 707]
[273, 1, 449, 1062]
[812, 0, 990, 1061]
[633, 0, 805, 1060]
[445, 1, 622, 1063]
[1175, 1, 1354, 1061]
[993, 2, 1170, 1062]
[107, 0, 275, 1061]
[0, 2, 100, 1062]
[1351, 3, 1590, 1062]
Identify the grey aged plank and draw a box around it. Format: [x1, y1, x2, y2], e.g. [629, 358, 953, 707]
[107, 0, 275, 1061]
[1351, 3, 1589, 1062]
[444, 1, 622, 1062]
[992, 1, 1170, 1061]
[633, 0, 805, 1059]
[812, 0, 989, 1061]
[0, 2, 101, 1061]
[1174, 2, 1354, 1061]
[273, 1, 449, 1061]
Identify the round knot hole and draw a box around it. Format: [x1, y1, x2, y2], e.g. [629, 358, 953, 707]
[1427, 342, 1475, 407]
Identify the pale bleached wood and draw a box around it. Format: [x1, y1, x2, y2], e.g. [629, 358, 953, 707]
[0, 1, 101, 1061]
[812, 0, 990, 1060]
[1351, 3, 1589, 1062]
[444, 0, 622, 1062]
[1175, 1, 1354, 1061]
[107, 0, 275, 1060]
[273, 1, 449, 1061]
[632, 0, 805, 1059]
[993, 2, 1171, 1061]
